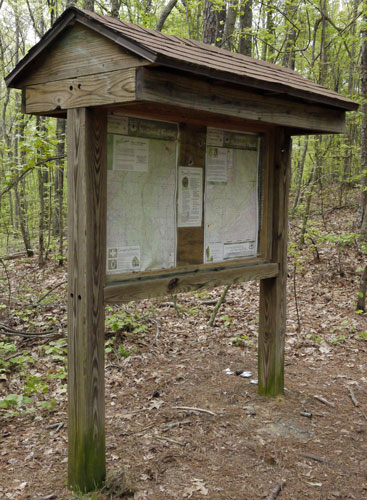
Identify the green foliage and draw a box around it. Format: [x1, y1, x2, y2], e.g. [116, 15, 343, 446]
[230, 335, 254, 347]
[219, 314, 232, 326]
[306, 333, 322, 343]
[0, 341, 17, 373]
[41, 338, 67, 362]
[119, 345, 135, 358]
[105, 308, 147, 335]
[0, 393, 32, 409]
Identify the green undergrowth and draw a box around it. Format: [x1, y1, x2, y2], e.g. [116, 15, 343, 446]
[0, 307, 150, 418]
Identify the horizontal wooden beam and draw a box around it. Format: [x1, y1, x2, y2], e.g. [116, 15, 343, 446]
[136, 68, 346, 134]
[104, 261, 279, 304]
[24, 68, 136, 114]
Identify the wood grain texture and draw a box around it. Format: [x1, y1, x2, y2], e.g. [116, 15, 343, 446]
[258, 129, 291, 397]
[67, 108, 107, 491]
[177, 124, 206, 266]
[258, 132, 274, 260]
[136, 68, 346, 134]
[19, 23, 148, 88]
[104, 261, 278, 303]
[109, 102, 273, 133]
[25, 68, 136, 114]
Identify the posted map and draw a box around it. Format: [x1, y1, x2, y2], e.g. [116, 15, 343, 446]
[106, 114, 178, 274]
[204, 129, 259, 264]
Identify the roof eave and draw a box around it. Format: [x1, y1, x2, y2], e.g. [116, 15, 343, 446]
[155, 54, 359, 112]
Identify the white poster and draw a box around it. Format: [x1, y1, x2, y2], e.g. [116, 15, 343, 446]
[177, 167, 203, 227]
[107, 246, 141, 273]
[113, 136, 149, 172]
[204, 134, 260, 264]
[206, 147, 229, 183]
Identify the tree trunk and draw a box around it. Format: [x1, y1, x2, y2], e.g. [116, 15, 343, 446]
[281, 0, 298, 69]
[83, 0, 94, 11]
[203, 0, 226, 46]
[54, 118, 66, 265]
[155, 0, 178, 31]
[291, 137, 308, 217]
[110, 0, 121, 17]
[261, 1, 275, 62]
[222, 1, 238, 50]
[238, 0, 252, 56]
[360, 8, 367, 239]
[37, 117, 48, 267]
[357, 265, 367, 312]
[14, 183, 33, 256]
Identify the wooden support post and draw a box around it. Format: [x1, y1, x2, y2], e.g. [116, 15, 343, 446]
[258, 129, 291, 396]
[67, 107, 107, 491]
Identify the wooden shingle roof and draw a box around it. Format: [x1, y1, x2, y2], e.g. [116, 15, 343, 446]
[5, 6, 358, 112]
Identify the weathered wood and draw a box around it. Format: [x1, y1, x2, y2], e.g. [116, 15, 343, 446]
[24, 68, 136, 114]
[67, 108, 107, 491]
[136, 68, 346, 134]
[177, 124, 206, 266]
[258, 132, 273, 260]
[104, 261, 278, 303]
[18, 23, 149, 88]
[258, 129, 291, 397]
[111, 102, 273, 133]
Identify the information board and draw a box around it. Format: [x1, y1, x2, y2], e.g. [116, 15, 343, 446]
[106, 114, 178, 275]
[204, 128, 260, 264]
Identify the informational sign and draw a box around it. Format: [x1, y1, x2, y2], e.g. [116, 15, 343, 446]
[204, 129, 260, 264]
[113, 136, 149, 172]
[177, 167, 203, 227]
[107, 114, 178, 274]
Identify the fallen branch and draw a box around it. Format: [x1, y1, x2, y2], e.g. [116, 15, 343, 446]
[300, 452, 335, 467]
[155, 435, 186, 446]
[27, 280, 67, 308]
[208, 284, 230, 327]
[172, 406, 217, 416]
[0, 251, 27, 260]
[0, 322, 61, 338]
[348, 387, 359, 407]
[266, 481, 286, 500]
[314, 395, 335, 407]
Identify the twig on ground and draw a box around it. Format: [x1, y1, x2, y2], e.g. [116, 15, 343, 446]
[45, 422, 64, 432]
[162, 419, 191, 432]
[155, 435, 186, 446]
[348, 387, 359, 407]
[199, 299, 218, 305]
[28, 280, 67, 308]
[172, 406, 217, 416]
[266, 481, 286, 500]
[314, 395, 335, 407]
[147, 318, 160, 340]
[300, 452, 335, 467]
[208, 284, 230, 327]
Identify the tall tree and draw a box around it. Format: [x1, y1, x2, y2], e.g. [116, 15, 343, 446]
[360, 2, 367, 238]
[203, 0, 226, 46]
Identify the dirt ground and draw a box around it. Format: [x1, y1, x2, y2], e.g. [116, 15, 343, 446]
[1, 207, 367, 500]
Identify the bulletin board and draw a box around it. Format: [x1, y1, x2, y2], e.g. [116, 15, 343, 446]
[106, 114, 262, 278]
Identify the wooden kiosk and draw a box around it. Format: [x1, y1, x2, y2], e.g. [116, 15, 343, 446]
[5, 6, 357, 492]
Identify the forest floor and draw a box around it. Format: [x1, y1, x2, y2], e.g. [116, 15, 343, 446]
[1, 204, 367, 500]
